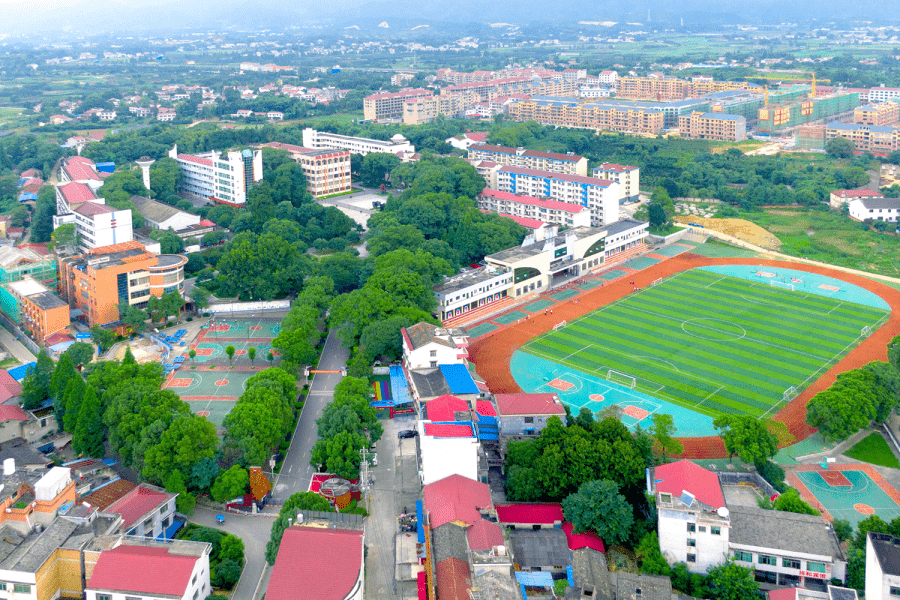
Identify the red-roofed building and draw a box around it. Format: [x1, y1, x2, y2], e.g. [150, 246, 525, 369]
[495, 503, 564, 527]
[495, 393, 565, 435]
[169, 144, 262, 206]
[56, 182, 99, 208]
[475, 400, 497, 418]
[424, 474, 492, 529]
[478, 188, 591, 229]
[106, 484, 177, 539]
[497, 212, 546, 230]
[830, 189, 884, 208]
[654, 460, 725, 509]
[85, 540, 211, 600]
[0, 369, 22, 403]
[562, 521, 605, 552]
[593, 163, 641, 203]
[425, 395, 470, 422]
[419, 421, 480, 484]
[468, 144, 589, 176]
[266, 526, 364, 600]
[467, 519, 504, 551]
[59, 156, 102, 187]
[423, 423, 474, 438]
[0, 405, 29, 422]
[435, 557, 472, 600]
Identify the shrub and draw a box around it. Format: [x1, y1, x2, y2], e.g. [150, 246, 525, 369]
[755, 460, 787, 493]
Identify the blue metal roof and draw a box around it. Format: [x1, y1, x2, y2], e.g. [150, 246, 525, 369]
[438, 364, 480, 395]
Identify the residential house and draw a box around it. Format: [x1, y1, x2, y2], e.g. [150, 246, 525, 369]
[401, 322, 470, 370]
[265, 526, 364, 600]
[849, 197, 900, 223]
[494, 393, 566, 436]
[105, 483, 178, 540]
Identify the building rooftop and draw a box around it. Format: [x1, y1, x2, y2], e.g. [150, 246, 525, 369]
[152, 254, 188, 268]
[425, 395, 470, 422]
[129, 195, 197, 225]
[424, 423, 475, 438]
[403, 322, 463, 350]
[7, 277, 48, 297]
[366, 88, 431, 100]
[654, 460, 725, 509]
[499, 213, 546, 229]
[0, 405, 29, 422]
[617, 571, 673, 600]
[832, 189, 884, 198]
[499, 165, 613, 187]
[471, 144, 585, 163]
[487, 227, 606, 264]
[106, 484, 173, 530]
[266, 526, 364, 600]
[434, 265, 510, 295]
[688, 112, 746, 122]
[424, 474, 492, 529]
[508, 528, 571, 568]
[435, 557, 471, 600]
[0, 246, 51, 270]
[729, 505, 841, 560]
[28, 291, 67, 311]
[570, 548, 614, 599]
[495, 393, 565, 416]
[87, 543, 204, 597]
[870, 532, 900, 575]
[496, 503, 564, 525]
[81, 479, 138, 510]
[176, 153, 214, 167]
[827, 121, 899, 133]
[605, 218, 648, 237]
[856, 197, 900, 210]
[467, 519, 504, 551]
[61, 156, 101, 182]
[480, 188, 587, 213]
[596, 162, 638, 172]
[58, 182, 99, 205]
[433, 522, 470, 564]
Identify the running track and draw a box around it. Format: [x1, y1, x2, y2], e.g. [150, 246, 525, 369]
[468, 254, 900, 459]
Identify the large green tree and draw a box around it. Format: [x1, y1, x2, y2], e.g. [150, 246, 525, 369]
[73, 386, 105, 457]
[772, 488, 819, 515]
[713, 415, 779, 465]
[21, 350, 54, 409]
[706, 562, 760, 600]
[806, 369, 878, 440]
[561, 479, 634, 546]
[650, 413, 683, 462]
[142, 415, 219, 484]
[211, 465, 250, 502]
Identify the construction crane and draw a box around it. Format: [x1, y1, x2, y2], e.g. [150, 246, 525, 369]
[753, 73, 832, 104]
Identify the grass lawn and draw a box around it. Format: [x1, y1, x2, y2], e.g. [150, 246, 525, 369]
[845, 433, 900, 469]
[523, 269, 887, 420]
[742, 208, 900, 279]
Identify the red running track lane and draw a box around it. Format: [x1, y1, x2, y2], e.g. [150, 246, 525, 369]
[468, 254, 900, 460]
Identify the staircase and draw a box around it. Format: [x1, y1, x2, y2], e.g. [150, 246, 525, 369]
[598, 243, 648, 270]
[442, 293, 537, 329]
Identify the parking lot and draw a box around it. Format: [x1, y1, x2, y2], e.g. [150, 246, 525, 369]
[364, 413, 422, 600]
[318, 189, 385, 229]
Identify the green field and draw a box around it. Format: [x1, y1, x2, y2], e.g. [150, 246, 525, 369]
[845, 433, 900, 469]
[522, 269, 889, 419]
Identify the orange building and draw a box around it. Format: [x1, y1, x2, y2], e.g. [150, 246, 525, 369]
[1, 277, 69, 344]
[58, 241, 187, 328]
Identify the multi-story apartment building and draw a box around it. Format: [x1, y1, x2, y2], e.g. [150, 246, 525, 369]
[58, 156, 103, 189]
[477, 189, 592, 228]
[598, 70, 619, 85]
[260, 142, 351, 198]
[403, 91, 480, 125]
[868, 86, 900, 103]
[302, 127, 416, 157]
[495, 166, 619, 226]
[593, 163, 641, 203]
[0, 277, 69, 344]
[617, 76, 755, 101]
[678, 112, 747, 142]
[363, 89, 432, 121]
[58, 241, 187, 327]
[854, 102, 900, 126]
[54, 201, 134, 251]
[435, 69, 496, 84]
[391, 72, 416, 86]
[467, 144, 589, 176]
[440, 77, 537, 101]
[509, 96, 666, 134]
[825, 122, 900, 154]
[168, 144, 262, 206]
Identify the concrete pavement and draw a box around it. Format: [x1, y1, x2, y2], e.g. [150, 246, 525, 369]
[0, 326, 36, 364]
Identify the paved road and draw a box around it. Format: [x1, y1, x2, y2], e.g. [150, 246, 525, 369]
[0, 327, 36, 364]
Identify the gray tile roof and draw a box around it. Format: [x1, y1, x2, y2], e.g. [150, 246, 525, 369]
[404, 322, 456, 350]
[571, 548, 613, 600]
[129, 195, 193, 226]
[433, 523, 470, 564]
[616, 571, 673, 600]
[507, 528, 571, 568]
[604, 218, 647, 237]
[410, 369, 453, 400]
[729, 506, 842, 559]
[869, 532, 900, 576]
[858, 197, 900, 210]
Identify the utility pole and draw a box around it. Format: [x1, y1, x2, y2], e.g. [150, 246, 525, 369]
[359, 448, 372, 506]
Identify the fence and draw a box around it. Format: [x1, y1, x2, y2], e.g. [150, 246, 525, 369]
[717, 471, 779, 499]
[208, 300, 291, 314]
[0, 311, 40, 356]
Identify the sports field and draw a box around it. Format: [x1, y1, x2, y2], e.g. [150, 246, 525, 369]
[521, 268, 889, 420]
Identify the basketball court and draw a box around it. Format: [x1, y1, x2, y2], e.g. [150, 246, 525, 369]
[198, 317, 282, 343]
[789, 464, 900, 526]
[164, 370, 256, 428]
[188, 341, 277, 365]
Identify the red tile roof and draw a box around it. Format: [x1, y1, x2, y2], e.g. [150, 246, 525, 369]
[87, 545, 199, 597]
[598, 162, 638, 172]
[62, 157, 101, 182]
[475, 400, 497, 417]
[479, 188, 586, 213]
[495, 503, 564, 525]
[425, 395, 469, 421]
[81, 479, 138, 510]
[199, 219, 216, 227]
[107, 485, 172, 529]
[466, 519, 504, 551]
[768, 588, 799, 600]
[0, 405, 29, 422]
[435, 557, 471, 600]
[45, 332, 73, 346]
[464, 132, 488, 142]
[424, 474, 492, 529]
[58, 182, 99, 205]
[0, 370, 22, 403]
[266, 527, 363, 600]
[654, 460, 725, 509]
[177, 153, 214, 167]
[498, 213, 546, 229]
[562, 521, 605, 552]
[74, 202, 117, 217]
[423, 423, 474, 438]
[19, 243, 51, 256]
[500, 166, 614, 187]
[832, 189, 884, 198]
[20, 169, 41, 178]
[494, 393, 565, 416]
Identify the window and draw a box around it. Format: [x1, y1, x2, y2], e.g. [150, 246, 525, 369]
[14, 584, 31, 593]
[659, 493, 672, 503]
[687, 554, 696, 563]
[430, 350, 437, 357]
[97, 595, 112, 600]
[734, 551, 752, 562]
[890, 588, 900, 597]
[0, 584, 5, 590]
[698, 526, 706, 533]
[806, 561, 826, 573]
[687, 538, 696, 547]
[430, 361, 437, 368]
[711, 526, 721, 535]
[687, 523, 696, 533]
[524, 417, 534, 424]
[758, 554, 776, 566]
[783, 558, 801, 570]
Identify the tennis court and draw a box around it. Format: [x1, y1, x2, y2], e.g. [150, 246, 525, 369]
[467, 322, 498, 338]
[621, 256, 661, 270]
[596, 269, 629, 282]
[577, 279, 606, 291]
[790, 464, 900, 526]
[550, 289, 580, 301]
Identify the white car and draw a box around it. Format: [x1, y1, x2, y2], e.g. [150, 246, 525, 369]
[371, 453, 378, 467]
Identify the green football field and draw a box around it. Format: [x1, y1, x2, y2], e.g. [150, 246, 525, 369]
[522, 269, 889, 419]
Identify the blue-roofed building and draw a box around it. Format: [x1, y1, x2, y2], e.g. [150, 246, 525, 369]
[439, 364, 479, 395]
[678, 111, 747, 142]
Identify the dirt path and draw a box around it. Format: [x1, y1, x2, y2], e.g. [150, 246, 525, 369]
[468, 254, 900, 460]
[674, 216, 781, 249]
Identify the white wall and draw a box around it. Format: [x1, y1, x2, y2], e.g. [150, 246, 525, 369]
[849, 199, 899, 222]
[417, 427, 479, 485]
[658, 509, 729, 574]
[866, 535, 900, 600]
[405, 341, 460, 370]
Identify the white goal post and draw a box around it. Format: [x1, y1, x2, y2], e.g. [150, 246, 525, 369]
[770, 280, 794, 291]
[861, 325, 874, 338]
[607, 370, 637, 389]
[553, 321, 567, 331]
[783, 386, 798, 403]
[651, 278, 664, 287]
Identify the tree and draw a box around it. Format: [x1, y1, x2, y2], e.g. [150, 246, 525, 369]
[164, 469, 196, 514]
[650, 413, 683, 462]
[62, 376, 86, 432]
[189, 349, 197, 364]
[833, 518, 853, 544]
[65, 342, 94, 367]
[267, 351, 274, 364]
[648, 203, 668, 228]
[211, 465, 249, 502]
[636, 532, 671, 576]
[51, 353, 79, 425]
[50, 223, 77, 254]
[73, 386, 105, 457]
[90, 326, 117, 353]
[142, 415, 219, 484]
[248, 347, 256, 365]
[226, 345, 236, 365]
[888, 335, 900, 371]
[266, 492, 333, 564]
[713, 415, 779, 464]
[310, 430, 367, 479]
[21, 350, 54, 409]
[118, 302, 148, 335]
[706, 562, 760, 600]
[772, 488, 819, 515]
[562, 479, 634, 546]
[188, 457, 220, 492]
[806, 369, 878, 440]
[826, 137, 854, 159]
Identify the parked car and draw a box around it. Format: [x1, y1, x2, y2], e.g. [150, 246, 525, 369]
[370, 453, 378, 466]
[398, 430, 418, 439]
